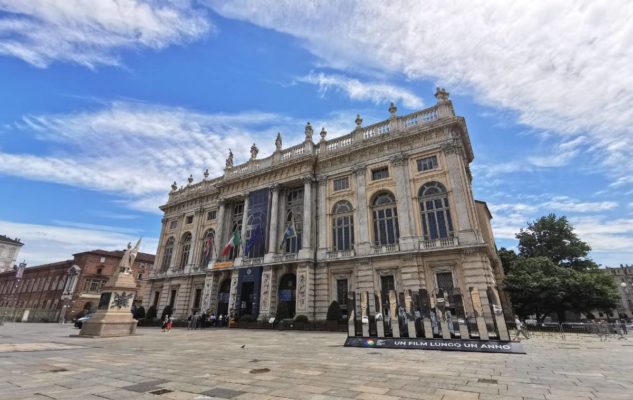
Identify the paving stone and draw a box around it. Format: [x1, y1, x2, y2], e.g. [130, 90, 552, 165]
[199, 387, 246, 399]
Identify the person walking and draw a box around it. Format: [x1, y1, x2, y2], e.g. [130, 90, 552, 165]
[512, 315, 529, 341]
[161, 315, 169, 332]
[597, 320, 608, 342]
[167, 315, 174, 332]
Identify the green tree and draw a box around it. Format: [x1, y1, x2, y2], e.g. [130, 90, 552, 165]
[504, 257, 618, 321]
[497, 247, 519, 274]
[516, 214, 593, 270]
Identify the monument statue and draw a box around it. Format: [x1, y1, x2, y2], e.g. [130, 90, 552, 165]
[226, 149, 234, 168]
[275, 132, 282, 151]
[77, 238, 142, 337]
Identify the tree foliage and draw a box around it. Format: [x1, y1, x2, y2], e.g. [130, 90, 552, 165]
[516, 214, 593, 270]
[502, 214, 619, 320]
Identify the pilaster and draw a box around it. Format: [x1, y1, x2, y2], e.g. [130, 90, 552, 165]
[264, 185, 280, 263]
[316, 176, 328, 259]
[298, 175, 314, 259]
[390, 152, 417, 250]
[353, 165, 371, 256]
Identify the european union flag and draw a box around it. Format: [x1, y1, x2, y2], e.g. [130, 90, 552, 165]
[244, 225, 262, 256]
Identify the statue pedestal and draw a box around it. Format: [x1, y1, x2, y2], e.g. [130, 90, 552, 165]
[78, 271, 138, 337]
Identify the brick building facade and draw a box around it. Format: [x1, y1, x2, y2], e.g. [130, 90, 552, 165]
[0, 249, 154, 322]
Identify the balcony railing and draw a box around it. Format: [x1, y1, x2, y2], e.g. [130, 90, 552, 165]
[326, 248, 355, 260]
[419, 237, 459, 250]
[241, 257, 264, 266]
[372, 243, 400, 254]
[272, 253, 298, 263]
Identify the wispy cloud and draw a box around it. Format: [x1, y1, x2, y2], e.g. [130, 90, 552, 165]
[297, 72, 424, 109]
[0, 219, 158, 266]
[0, 100, 374, 213]
[209, 1, 633, 189]
[0, 0, 211, 68]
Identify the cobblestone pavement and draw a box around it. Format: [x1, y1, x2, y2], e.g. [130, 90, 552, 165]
[0, 323, 632, 400]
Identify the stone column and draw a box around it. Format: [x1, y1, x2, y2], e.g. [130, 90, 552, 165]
[390, 153, 416, 251]
[235, 193, 249, 264]
[187, 207, 205, 270]
[299, 175, 314, 259]
[258, 266, 273, 321]
[443, 142, 477, 244]
[316, 176, 328, 259]
[200, 273, 217, 312]
[227, 269, 239, 320]
[353, 165, 370, 255]
[214, 200, 226, 262]
[264, 185, 280, 263]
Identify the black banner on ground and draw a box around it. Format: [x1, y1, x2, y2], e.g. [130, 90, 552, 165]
[344, 337, 525, 354]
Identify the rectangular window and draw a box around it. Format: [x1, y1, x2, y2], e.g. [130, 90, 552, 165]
[416, 155, 438, 172]
[333, 176, 350, 191]
[169, 289, 177, 307]
[169, 220, 178, 230]
[436, 272, 454, 290]
[185, 215, 193, 224]
[371, 166, 389, 181]
[153, 291, 160, 307]
[193, 288, 202, 310]
[380, 275, 395, 307]
[207, 210, 217, 220]
[336, 279, 348, 305]
[84, 279, 106, 293]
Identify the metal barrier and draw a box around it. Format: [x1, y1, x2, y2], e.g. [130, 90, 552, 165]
[510, 322, 630, 341]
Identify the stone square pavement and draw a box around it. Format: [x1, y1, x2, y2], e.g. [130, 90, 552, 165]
[0, 323, 631, 400]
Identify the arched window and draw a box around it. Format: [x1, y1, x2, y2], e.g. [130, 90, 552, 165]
[372, 192, 400, 245]
[179, 232, 192, 268]
[419, 182, 453, 240]
[200, 229, 215, 267]
[332, 201, 354, 251]
[162, 237, 175, 272]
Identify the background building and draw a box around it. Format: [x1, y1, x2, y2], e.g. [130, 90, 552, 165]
[604, 265, 633, 319]
[0, 235, 23, 273]
[0, 248, 154, 322]
[145, 89, 508, 324]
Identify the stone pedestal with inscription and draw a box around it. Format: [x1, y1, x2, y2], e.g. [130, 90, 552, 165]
[78, 240, 141, 337]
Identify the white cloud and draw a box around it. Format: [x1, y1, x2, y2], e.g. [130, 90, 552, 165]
[0, 219, 158, 266]
[0, 0, 211, 68]
[297, 72, 423, 109]
[208, 1, 633, 188]
[0, 101, 372, 213]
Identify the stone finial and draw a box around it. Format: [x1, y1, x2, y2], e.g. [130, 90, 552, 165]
[355, 114, 363, 128]
[434, 87, 450, 102]
[319, 127, 327, 142]
[225, 149, 234, 168]
[304, 122, 313, 142]
[187, 174, 193, 185]
[275, 132, 282, 151]
[203, 169, 209, 179]
[171, 181, 178, 191]
[250, 143, 259, 160]
[388, 102, 397, 117]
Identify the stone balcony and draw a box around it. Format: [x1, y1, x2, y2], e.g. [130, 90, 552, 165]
[325, 248, 355, 260]
[419, 237, 459, 250]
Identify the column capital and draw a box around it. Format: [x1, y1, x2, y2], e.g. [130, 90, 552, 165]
[389, 152, 408, 166]
[194, 206, 205, 216]
[317, 175, 328, 185]
[441, 139, 462, 155]
[303, 174, 315, 184]
[352, 165, 366, 176]
[269, 183, 280, 192]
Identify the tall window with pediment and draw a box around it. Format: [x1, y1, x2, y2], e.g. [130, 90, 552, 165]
[419, 182, 454, 240]
[372, 192, 400, 246]
[283, 187, 303, 254]
[161, 237, 175, 272]
[179, 232, 192, 268]
[227, 202, 244, 260]
[332, 201, 354, 251]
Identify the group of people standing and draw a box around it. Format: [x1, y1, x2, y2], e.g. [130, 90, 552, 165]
[187, 310, 230, 330]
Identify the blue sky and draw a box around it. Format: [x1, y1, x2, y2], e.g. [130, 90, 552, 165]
[0, 1, 631, 266]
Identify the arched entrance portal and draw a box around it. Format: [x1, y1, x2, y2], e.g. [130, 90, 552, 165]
[217, 279, 230, 316]
[277, 273, 296, 319]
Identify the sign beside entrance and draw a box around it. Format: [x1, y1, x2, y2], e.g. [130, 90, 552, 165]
[344, 337, 525, 354]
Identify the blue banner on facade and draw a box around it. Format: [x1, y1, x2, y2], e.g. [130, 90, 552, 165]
[245, 189, 269, 258]
[236, 266, 263, 319]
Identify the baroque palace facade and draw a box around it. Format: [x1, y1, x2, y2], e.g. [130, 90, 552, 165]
[145, 89, 508, 322]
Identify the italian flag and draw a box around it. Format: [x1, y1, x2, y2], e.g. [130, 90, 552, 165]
[221, 230, 241, 257]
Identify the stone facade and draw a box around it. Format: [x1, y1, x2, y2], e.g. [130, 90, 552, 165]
[604, 265, 633, 319]
[145, 89, 508, 322]
[0, 235, 23, 273]
[0, 249, 154, 322]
